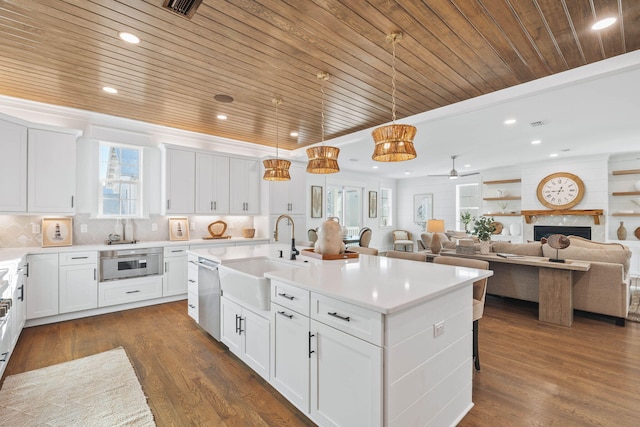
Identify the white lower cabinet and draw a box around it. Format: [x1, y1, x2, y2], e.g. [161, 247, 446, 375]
[26, 254, 59, 319]
[270, 280, 383, 427]
[59, 251, 98, 314]
[163, 246, 188, 297]
[99, 276, 163, 307]
[220, 296, 270, 380]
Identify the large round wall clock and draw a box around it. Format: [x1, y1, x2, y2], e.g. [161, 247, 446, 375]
[536, 172, 585, 209]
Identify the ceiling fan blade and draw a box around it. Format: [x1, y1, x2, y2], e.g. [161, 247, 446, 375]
[460, 171, 480, 177]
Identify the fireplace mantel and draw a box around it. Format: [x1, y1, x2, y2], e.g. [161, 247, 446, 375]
[520, 209, 604, 224]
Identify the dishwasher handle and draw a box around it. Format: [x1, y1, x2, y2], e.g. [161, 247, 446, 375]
[198, 260, 219, 272]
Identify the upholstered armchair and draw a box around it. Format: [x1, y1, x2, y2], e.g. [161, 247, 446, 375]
[392, 230, 414, 252]
[358, 227, 372, 247]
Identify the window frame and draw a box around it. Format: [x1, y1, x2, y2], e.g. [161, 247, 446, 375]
[98, 141, 144, 219]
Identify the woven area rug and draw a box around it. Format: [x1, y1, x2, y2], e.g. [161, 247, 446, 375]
[628, 276, 640, 322]
[0, 347, 155, 426]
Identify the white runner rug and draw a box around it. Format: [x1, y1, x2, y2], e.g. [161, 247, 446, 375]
[0, 347, 155, 426]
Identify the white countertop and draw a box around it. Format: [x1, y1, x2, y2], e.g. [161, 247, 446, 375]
[0, 237, 269, 263]
[191, 244, 493, 315]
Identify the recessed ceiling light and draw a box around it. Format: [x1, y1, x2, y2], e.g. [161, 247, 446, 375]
[216, 114, 227, 120]
[119, 32, 140, 44]
[464, 164, 471, 168]
[592, 17, 616, 30]
[504, 119, 516, 125]
[404, 171, 411, 175]
[102, 86, 118, 94]
[290, 132, 299, 137]
[549, 153, 558, 158]
[372, 165, 379, 169]
[213, 94, 234, 103]
[531, 140, 542, 145]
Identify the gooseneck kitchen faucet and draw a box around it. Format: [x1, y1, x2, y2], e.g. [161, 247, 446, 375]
[274, 214, 299, 260]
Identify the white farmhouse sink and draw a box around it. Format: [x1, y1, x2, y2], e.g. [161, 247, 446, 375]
[218, 258, 300, 311]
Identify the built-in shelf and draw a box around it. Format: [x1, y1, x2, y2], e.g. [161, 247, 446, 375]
[520, 209, 604, 224]
[483, 178, 521, 185]
[483, 213, 520, 216]
[612, 169, 640, 176]
[483, 196, 521, 201]
[611, 213, 640, 217]
[612, 191, 640, 196]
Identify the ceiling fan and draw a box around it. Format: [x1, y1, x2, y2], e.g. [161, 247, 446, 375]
[429, 155, 479, 179]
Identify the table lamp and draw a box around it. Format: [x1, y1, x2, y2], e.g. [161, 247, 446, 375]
[427, 219, 445, 254]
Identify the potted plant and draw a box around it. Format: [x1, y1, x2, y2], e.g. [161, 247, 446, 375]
[471, 216, 496, 254]
[460, 211, 472, 234]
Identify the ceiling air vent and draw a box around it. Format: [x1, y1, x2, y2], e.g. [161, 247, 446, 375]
[162, 0, 203, 19]
[530, 121, 544, 127]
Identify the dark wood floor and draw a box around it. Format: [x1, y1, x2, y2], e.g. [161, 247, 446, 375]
[3, 297, 640, 426]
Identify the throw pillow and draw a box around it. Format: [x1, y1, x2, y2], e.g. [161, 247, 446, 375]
[492, 241, 543, 256]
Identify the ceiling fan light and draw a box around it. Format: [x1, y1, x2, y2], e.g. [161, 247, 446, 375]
[263, 158, 291, 181]
[306, 146, 340, 174]
[371, 124, 417, 162]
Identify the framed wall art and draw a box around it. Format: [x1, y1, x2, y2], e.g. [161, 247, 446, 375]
[368, 191, 377, 218]
[311, 186, 323, 218]
[413, 193, 433, 225]
[42, 217, 73, 247]
[169, 217, 190, 241]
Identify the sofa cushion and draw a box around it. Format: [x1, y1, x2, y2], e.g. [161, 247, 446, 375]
[492, 241, 543, 256]
[542, 244, 631, 276]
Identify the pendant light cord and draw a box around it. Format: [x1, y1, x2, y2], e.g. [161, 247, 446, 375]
[320, 78, 326, 144]
[274, 98, 281, 159]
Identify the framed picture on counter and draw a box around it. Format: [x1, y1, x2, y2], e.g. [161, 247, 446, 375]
[169, 217, 190, 241]
[42, 217, 73, 247]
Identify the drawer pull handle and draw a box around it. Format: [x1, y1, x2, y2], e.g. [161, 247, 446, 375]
[278, 293, 294, 301]
[188, 304, 196, 309]
[328, 311, 350, 322]
[71, 256, 89, 259]
[126, 290, 141, 294]
[277, 310, 293, 319]
[188, 279, 196, 283]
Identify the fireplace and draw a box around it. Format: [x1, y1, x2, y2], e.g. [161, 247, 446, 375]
[533, 225, 591, 241]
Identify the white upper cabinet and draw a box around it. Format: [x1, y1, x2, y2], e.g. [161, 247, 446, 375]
[0, 118, 27, 212]
[195, 153, 230, 214]
[27, 128, 77, 213]
[229, 158, 260, 214]
[269, 163, 306, 215]
[165, 148, 196, 214]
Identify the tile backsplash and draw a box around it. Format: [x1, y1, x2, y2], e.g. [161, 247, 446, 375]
[0, 214, 257, 247]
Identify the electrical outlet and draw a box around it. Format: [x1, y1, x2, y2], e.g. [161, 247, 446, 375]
[151, 223, 158, 232]
[80, 224, 88, 233]
[434, 321, 445, 338]
[32, 224, 40, 234]
[190, 222, 196, 231]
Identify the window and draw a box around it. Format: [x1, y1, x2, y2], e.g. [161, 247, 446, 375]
[326, 185, 362, 228]
[380, 187, 393, 227]
[456, 183, 480, 231]
[98, 142, 143, 217]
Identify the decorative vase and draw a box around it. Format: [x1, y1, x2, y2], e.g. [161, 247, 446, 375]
[314, 220, 346, 255]
[124, 219, 134, 241]
[479, 240, 491, 255]
[616, 221, 627, 240]
[509, 223, 521, 236]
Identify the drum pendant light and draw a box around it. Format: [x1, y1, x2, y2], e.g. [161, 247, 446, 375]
[263, 98, 291, 181]
[306, 72, 340, 174]
[371, 32, 417, 162]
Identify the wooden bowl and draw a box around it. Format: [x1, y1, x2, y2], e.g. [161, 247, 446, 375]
[242, 228, 255, 238]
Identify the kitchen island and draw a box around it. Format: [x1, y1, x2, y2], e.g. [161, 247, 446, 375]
[190, 244, 493, 427]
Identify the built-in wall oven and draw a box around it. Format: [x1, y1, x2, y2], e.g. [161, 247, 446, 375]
[99, 247, 163, 282]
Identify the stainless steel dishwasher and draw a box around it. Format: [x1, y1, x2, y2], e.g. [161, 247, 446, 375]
[197, 257, 221, 341]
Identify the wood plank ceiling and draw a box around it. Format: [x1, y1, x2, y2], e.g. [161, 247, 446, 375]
[0, 0, 638, 151]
